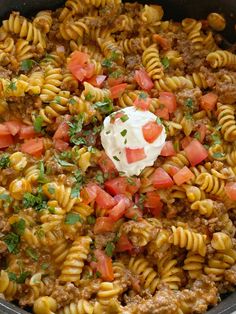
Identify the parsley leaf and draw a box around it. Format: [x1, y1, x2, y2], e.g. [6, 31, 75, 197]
[16, 271, 31, 284]
[110, 70, 122, 78]
[8, 81, 17, 91]
[4, 232, 20, 253]
[23, 192, 47, 211]
[56, 157, 74, 167]
[0, 154, 10, 169]
[87, 216, 96, 224]
[41, 263, 49, 270]
[65, 213, 82, 224]
[194, 131, 200, 140]
[26, 247, 39, 261]
[85, 92, 93, 101]
[161, 57, 170, 69]
[68, 114, 85, 145]
[102, 59, 113, 68]
[11, 219, 25, 236]
[69, 98, 77, 105]
[33, 116, 43, 133]
[8, 272, 17, 281]
[212, 152, 225, 158]
[20, 59, 35, 72]
[105, 242, 115, 257]
[93, 98, 113, 114]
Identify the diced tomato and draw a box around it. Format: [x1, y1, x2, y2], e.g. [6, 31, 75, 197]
[19, 125, 36, 140]
[200, 93, 218, 111]
[95, 187, 116, 209]
[142, 121, 163, 144]
[110, 83, 127, 99]
[94, 249, 114, 281]
[94, 217, 115, 234]
[107, 75, 124, 87]
[173, 166, 194, 186]
[68, 51, 95, 81]
[104, 177, 127, 196]
[126, 177, 141, 195]
[125, 147, 146, 164]
[53, 121, 70, 142]
[225, 182, 236, 201]
[144, 191, 163, 217]
[0, 134, 13, 148]
[134, 69, 154, 91]
[0, 124, 12, 136]
[181, 136, 193, 149]
[195, 123, 206, 143]
[160, 141, 176, 156]
[155, 106, 169, 120]
[87, 75, 106, 87]
[150, 167, 174, 189]
[125, 206, 143, 220]
[116, 234, 133, 252]
[114, 194, 133, 209]
[134, 94, 151, 110]
[53, 139, 69, 151]
[98, 152, 118, 176]
[81, 183, 98, 204]
[152, 34, 171, 50]
[109, 199, 126, 221]
[4, 120, 21, 136]
[159, 92, 177, 113]
[184, 139, 208, 166]
[166, 165, 180, 177]
[21, 138, 44, 157]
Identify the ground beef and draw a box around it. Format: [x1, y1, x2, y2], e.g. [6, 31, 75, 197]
[176, 87, 202, 111]
[50, 282, 82, 309]
[94, 232, 116, 250]
[214, 82, 236, 104]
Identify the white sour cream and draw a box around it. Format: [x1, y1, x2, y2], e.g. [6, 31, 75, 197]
[100, 106, 166, 176]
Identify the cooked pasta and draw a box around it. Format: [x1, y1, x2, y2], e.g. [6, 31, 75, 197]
[0, 2, 235, 314]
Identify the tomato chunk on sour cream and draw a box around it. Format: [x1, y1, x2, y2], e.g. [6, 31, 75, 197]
[100, 106, 166, 176]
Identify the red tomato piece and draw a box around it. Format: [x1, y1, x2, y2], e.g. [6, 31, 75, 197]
[98, 152, 118, 176]
[125, 147, 146, 164]
[84, 62, 95, 79]
[53, 121, 70, 142]
[155, 106, 169, 120]
[4, 120, 21, 136]
[181, 136, 193, 149]
[107, 75, 124, 87]
[94, 217, 115, 234]
[196, 123, 206, 143]
[150, 167, 174, 189]
[125, 206, 143, 220]
[225, 182, 236, 200]
[110, 83, 127, 99]
[134, 95, 151, 110]
[19, 126, 36, 140]
[152, 34, 171, 50]
[173, 166, 194, 186]
[149, 202, 163, 217]
[53, 139, 69, 151]
[21, 138, 44, 157]
[87, 75, 106, 87]
[95, 187, 117, 209]
[0, 134, 13, 148]
[80, 183, 98, 204]
[113, 194, 133, 209]
[116, 234, 133, 252]
[0, 124, 12, 136]
[126, 177, 141, 195]
[160, 141, 176, 156]
[109, 199, 126, 221]
[142, 121, 163, 143]
[166, 165, 180, 177]
[68, 51, 90, 82]
[159, 92, 177, 113]
[134, 69, 154, 91]
[144, 191, 161, 208]
[184, 139, 208, 166]
[94, 249, 114, 281]
[200, 93, 218, 111]
[104, 177, 127, 196]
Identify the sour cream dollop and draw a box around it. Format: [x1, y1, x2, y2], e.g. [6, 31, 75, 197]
[101, 106, 166, 176]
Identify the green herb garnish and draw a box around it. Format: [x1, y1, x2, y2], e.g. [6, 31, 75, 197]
[93, 98, 113, 114]
[20, 59, 35, 72]
[4, 232, 20, 253]
[0, 154, 10, 169]
[105, 242, 115, 257]
[26, 247, 39, 261]
[120, 129, 127, 137]
[161, 57, 170, 69]
[65, 213, 82, 224]
[212, 152, 225, 158]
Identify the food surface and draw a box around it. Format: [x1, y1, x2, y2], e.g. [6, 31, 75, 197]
[0, 1, 235, 314]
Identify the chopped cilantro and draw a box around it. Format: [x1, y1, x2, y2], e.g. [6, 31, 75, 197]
[138, 92, 148, 100]
[0, 193, 12, 202]
[173, 141, 179, 152]
[4, 232, 20, 253]
[54, 96, 61, 104]
[95, 271, 101, 278]
[0, 154, 10, 169]
[212, 152, 225, 158]
[95, 171, 104, 184]
[16, 271, 31, 284]
[93, 98, 113, 114]
[48, 185, 55, 195]
[11, 219, 25, 236]
[185, 98, 193, 109]
[156, 117, 162, 125]
[41, 263, 49, 270]
[69, 98, 77, 105]
[68, 114, 85, 145]
[161, 57, 170, 69]
[38, 161, 47, 184]
[87, 216, 96, 224]
[20, 59, 35, 72]
[33, 116, 43, 133]
[60, 151, 72, 159]
[26, 247, 39, 261]
[113, 156, 120, 161]
[48, 206, 55, 214]
[110, 51, 119, 61]
[211, 134, 222, 145]
[8, 272, 17, 281]
[105, 242, 115, 257]
[194, 132, 200, 140]
[85, 92, 93, 101]
[65, 213, 82, 224]
[184, 112, 193, 120]
[120, 114, 129, 122]
[138, 194, 146, 209]
[35, 228, 45, 239]
[70, 170, 84, 198]
[56, 157, 74, 167]
[110, 70, 122, 78]
[127, 177, 136, 186]
[8, 81, 17, 91]
[71, 186, 80, 198]
[23, 192, 47, 211]
[102, 59, 112, 67]
[120, 129, 127, 137]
